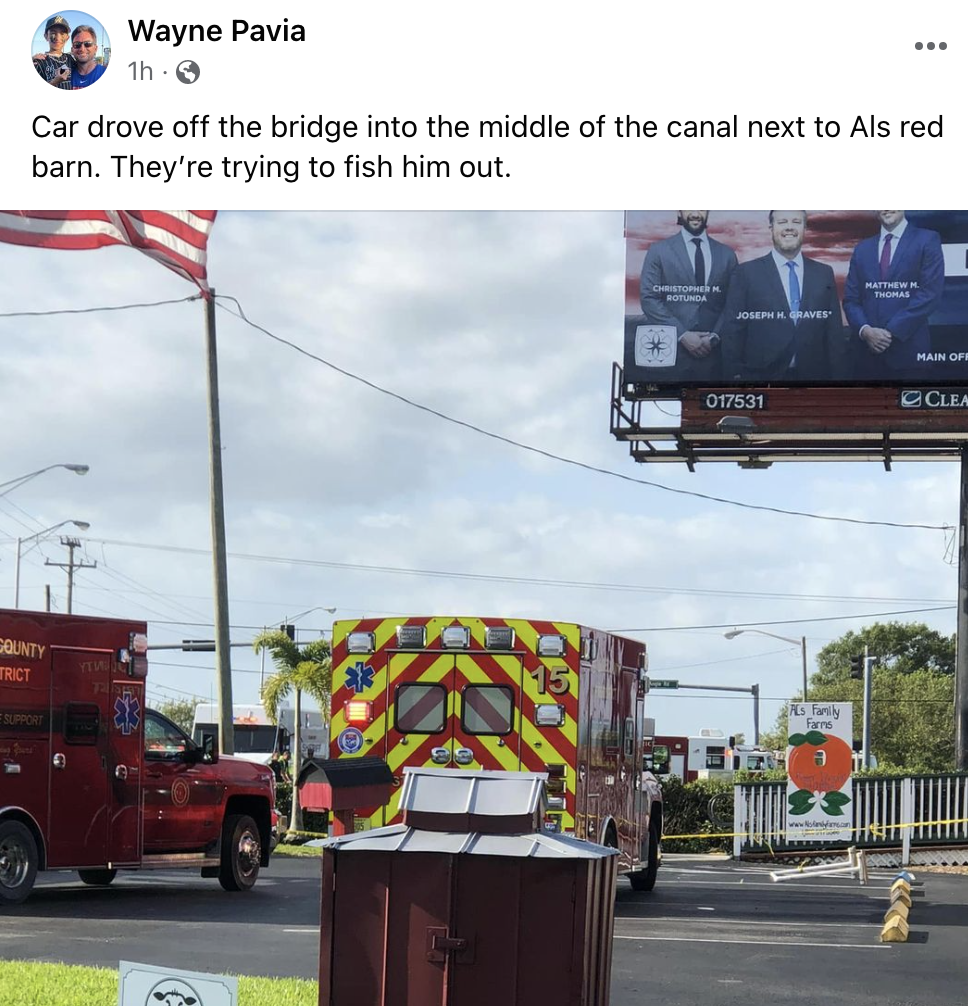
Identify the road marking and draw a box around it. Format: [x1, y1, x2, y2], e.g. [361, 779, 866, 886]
[696, 906, 715, 911]
[664, 879, 890, 892]
[282, 928, 319, 934]
[616, 916, 881, 929]
[613, 934, 888, 950]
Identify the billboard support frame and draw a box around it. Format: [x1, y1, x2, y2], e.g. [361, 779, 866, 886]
[612, 365, 968, 468]
[957, 448, 968, 770]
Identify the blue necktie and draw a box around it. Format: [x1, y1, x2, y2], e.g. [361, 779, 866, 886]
[787, 261, 800, 323]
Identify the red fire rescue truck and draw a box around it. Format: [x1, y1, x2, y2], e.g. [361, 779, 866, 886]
[0, 609, 275, 905]
[329, 616, 663, 891]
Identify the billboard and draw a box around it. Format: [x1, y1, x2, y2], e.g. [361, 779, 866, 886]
[786, 702, 853, 843]
[624, 211, 968, 394]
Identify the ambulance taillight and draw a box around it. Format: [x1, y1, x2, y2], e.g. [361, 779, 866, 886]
[344, 700, 373, 725]
[119, 631, 149, 678]
[535, 704, 566, 727]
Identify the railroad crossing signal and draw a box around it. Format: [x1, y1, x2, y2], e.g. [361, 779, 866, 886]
[647, 678, 679, 689]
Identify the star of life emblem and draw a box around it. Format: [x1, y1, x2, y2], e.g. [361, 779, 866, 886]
[114, 690, 141, 736]
[634, 325, 678, 368]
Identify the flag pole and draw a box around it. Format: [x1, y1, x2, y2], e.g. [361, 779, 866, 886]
[204, 289, 234, 755]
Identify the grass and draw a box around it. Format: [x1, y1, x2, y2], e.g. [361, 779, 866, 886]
[272, 842, 323, 858]
[0, 961, 318, 1006]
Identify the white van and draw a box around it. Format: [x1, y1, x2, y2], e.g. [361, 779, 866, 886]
[192, 703, 326, 766]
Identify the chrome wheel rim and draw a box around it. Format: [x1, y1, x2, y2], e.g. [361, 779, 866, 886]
[238, 830, 260, 878]
[0, 838, 29, 890]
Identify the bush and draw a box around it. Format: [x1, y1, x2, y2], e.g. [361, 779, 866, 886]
[274, 783, 329, 839]
[659, 776, 734, 853]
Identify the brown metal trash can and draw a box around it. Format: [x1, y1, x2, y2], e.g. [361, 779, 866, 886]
[318, 768, 619, 1006]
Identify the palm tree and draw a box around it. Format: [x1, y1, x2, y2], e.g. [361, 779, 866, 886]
[252, 629, 331, 834]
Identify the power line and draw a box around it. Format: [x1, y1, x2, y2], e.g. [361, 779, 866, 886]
[611, 605, 954, 633]
[0, 291, 952, 532]
[215, 295, 950, 533]
[650, 694, 953, 704]
[650, 646, 794, 672]
[77, 536, 955, 609]
[0, 294, 200, 319]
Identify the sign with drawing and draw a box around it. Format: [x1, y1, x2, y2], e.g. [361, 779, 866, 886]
[118, 961, 237, 1006]
[786, 702, 854, 843]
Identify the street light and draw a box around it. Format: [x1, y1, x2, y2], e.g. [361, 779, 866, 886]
[725, 628, 809, 702]
[285, 605, 338, 625]
[0, 463, 89, 498]
[15, 520, 91, 608]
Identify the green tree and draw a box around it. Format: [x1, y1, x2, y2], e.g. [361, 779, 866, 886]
[153, 696, 201, 734]
[760, 622, 955, 772]
[252, 630, 331, 833]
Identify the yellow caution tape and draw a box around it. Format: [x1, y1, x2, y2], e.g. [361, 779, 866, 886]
[664, 814, 968, 843]
[869, 816, 968, 838]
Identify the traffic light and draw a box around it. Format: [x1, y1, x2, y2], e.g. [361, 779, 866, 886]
[281, 623, 295, 640]
[849, 654, 864, 679]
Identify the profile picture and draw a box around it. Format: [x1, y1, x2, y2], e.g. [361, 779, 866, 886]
[32, 11, 110, 90]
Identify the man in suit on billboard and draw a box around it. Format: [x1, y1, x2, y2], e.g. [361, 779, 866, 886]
[843, 211, 945, 379]
[632, 211, 738, 382]
[721, 211, 847, 383]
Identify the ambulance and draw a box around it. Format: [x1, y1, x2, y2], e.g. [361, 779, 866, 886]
[329, 615, 663, 891]
[0, 609, 276, 904]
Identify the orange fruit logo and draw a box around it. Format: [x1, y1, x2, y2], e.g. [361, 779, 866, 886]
[787, 730, 852, 816]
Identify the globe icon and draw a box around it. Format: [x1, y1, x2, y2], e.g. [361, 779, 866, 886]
[176, 60, 200, 84]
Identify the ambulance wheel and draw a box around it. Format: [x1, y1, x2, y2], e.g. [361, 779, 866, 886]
[0, 820, 39, 905]
[78, 868, 117, 886]
[629, 821, 660, 892]
[219, 814, 261, 892]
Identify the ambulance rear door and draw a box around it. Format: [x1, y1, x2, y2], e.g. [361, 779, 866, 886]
[383, 648, 454, 825]
[451, 650, 523, 772]
[47, 648, 112, 869]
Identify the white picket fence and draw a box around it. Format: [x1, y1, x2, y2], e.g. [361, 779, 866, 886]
[733, 774, 968, 867]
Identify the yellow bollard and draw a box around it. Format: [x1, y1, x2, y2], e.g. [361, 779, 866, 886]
[880, 916, 910, 943]
[890, 886, 912, 909]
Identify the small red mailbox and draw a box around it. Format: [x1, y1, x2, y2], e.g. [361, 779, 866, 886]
[318, 767, 619, 1006]
[297, 757, 394, 836]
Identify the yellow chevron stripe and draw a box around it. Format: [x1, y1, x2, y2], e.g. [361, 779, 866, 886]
[386, 650, 454, 682]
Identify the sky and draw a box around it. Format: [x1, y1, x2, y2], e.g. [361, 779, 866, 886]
[0, 211, 958, 742]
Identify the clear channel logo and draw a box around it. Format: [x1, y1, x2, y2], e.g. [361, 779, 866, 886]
[899, 389, 968, 409]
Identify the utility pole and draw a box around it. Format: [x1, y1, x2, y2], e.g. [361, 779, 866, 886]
[862, 645, 873, 769]
[956, 447, 968, 769]
[204, 289, 235, 756]
[44, 537, 96, 613]
[800, 635, 808, 702]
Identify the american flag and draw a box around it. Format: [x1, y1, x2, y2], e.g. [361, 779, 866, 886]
[0, 210, 216, 288]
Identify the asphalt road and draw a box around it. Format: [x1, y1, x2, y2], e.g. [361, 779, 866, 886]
[2, 854, 966, 1005]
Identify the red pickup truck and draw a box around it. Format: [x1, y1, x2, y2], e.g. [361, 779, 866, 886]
[0, 609, 276, 904]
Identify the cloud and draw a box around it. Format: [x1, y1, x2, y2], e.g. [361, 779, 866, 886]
[0, 211, 957, 736]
